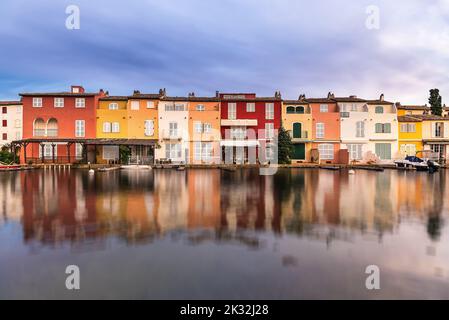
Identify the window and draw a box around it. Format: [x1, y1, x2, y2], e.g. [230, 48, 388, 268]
[228, 103, 236, 120]
[165, 143, 182, 159]
[146, 101, 154, 109]
[130, 101, 139, 110]
[54, 98, 64, 108]
[246, 102, 255, 112]
[230, 127, 246, 140]
[318, 144, 334, 160]
[169, 122, 178, 137]
[144, 120, 154, 136]
[316, 123, 325, 138]
[194, 142, 212, 161]
[75, 98, 85, 108]
[15, 132, 21, 140]
[351, 104, 357, 111]
[320, 104, 328, 112]
[33, 97, 42, 107]
[111, 122, 120, 133]
[356, 121, 365, 137]
[375, 106, 384, 114]
[2, 120, 6, 127]
[39, 144, 57, 159]
[296, 106, 305, 114]
[16, 106, 21, 113]
[194, 121, 202, 133]
[175, 103, 185, 111]
[400, 123, 416, 133]
[75, 120, 85, 137]
[2, 133, 6, 140]
[347, 144, 362, 160]
[265, 123, 274, 139]
[431, 144, 445, 158]
[196, 104, 205, 111]
[434, 122, 444, 137]
[375, 123, 391, 133]
[375, 143, 392, 160]
[203, 123, 212, 133]
[2, 107, 6, 114]
[265, 103, 274, 119]
[286, 106, 295, 114]
[15, 119, 21, 128]
[109, 103, 118, 110]
[103, 122, 111, 133]
[400, 144, 416, 156]
[75, 143, 83, 159]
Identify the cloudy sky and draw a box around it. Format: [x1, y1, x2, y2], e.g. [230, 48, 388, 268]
[0, 0, 448, 103]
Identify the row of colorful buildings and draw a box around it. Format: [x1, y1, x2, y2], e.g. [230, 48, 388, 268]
[1, 85, 449, 165]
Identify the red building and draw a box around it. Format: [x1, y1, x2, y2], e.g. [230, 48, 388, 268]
[18, 85, 105, 163]
[219, 92, 282, 163]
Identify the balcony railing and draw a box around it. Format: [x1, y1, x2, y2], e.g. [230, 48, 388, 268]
[47, 129, 58, 137]
[162, 130, 182, 140]
[289, 131, 309, 139]
[33, 129, 46, 137]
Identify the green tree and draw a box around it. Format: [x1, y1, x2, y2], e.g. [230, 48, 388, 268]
[429, 88, 443, 116]
[0, 144, 16, 164]
[277, 126, 293, 164]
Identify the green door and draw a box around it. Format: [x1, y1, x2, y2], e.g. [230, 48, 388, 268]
[293, 144, 305, 160]
[375, 143, 391, 160]
[293, 123, 302, 138]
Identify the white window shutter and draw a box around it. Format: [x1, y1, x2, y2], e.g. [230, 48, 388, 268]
[431, 122, 436, 137]
[444, 122, 449, 138]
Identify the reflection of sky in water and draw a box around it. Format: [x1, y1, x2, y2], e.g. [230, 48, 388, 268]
[0, 169, 448, 299]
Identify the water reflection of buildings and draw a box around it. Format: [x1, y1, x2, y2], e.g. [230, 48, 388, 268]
[8, 169, 449, 246]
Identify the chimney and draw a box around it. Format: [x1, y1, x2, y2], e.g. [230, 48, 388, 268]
[380, 93, 384, 101]
[349, 95, 357, 98]
[159, 88, 166, 97]
[133, 90, 140, 95]
[275, 91, 281, 99]
[215, 90, 219, 98]
[98, 88, 105, 96]
[71, 85, 84, 94]
[327, 92, 335, 99]
[298, 94, 306, 101]
[188, 92, 195, 97]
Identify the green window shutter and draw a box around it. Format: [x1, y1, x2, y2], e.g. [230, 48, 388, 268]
[375, 123, 382, 133]
[293, 123, 301, 138]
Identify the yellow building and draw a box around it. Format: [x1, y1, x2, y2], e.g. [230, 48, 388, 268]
[397, 115, 423, 156]
[282, 96, 312, 161]
[396, 103, 429, 116]
[96, 91, 161, 164]
[187, 94, 221, 164]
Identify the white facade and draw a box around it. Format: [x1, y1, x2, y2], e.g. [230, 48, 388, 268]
[366, 102, 399, 162]
[156, 100, 190, 163]
[338, 101, 369, 161]
[0, 102, 22, 146]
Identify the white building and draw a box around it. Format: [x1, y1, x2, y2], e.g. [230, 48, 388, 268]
[366, 94, 399, 162]
[336, 96, 369, 162]
[0, 101, 22, 146]
[156, 98, 190, 163]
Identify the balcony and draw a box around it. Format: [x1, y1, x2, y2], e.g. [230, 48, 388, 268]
[289, 131, 309, 141]
[47, 129, 58, 137]
[221, 119, 258, 126]
[33, 129, 46, 137]
[161, 130, 183, 140]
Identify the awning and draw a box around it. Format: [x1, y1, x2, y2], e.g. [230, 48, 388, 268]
[220, 140, 260, 147]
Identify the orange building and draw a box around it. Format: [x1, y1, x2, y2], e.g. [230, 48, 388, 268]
[187, 93, 221, 164]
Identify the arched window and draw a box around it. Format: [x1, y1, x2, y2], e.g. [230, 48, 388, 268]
[375, 106, 384, 114]
[47, 118, 58, 137]
[33, 118, 45, 137]
[296, 106, 305, 114]
[286, 106, 295, 114]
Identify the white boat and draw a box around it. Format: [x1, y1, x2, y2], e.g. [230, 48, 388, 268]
[120, 165, 152, 170]
[394, 150, 440, 172]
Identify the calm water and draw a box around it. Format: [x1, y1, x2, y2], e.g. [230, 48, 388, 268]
[0, 168, 449, 299]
